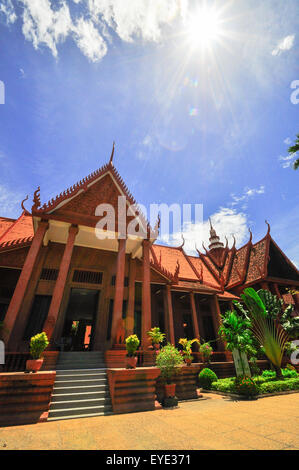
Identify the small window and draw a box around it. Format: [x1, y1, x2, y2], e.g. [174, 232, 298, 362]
[73, 270, 103, 285]
[40, 268, 59, 281]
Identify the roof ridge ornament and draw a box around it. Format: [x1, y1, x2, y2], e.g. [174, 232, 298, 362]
[248, 227, 253, 243]
[109, 141, 115, 166]
[21, 195, 31, 216]
[179, 234, 185, 250]
[32, 187, 41, 211]
[265, 220, 270, 235]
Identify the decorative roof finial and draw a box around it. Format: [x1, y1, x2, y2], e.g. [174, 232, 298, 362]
[208, 216, 224, 251]
[265, 220, 270, 235]
[109, 141, 115, 165]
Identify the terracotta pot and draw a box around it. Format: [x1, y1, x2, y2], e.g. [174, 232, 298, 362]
[184, 357, 192, 366]
[126, 356, 138, 369]
[26, 358, 44, 373]
[164, 383, 176, 398]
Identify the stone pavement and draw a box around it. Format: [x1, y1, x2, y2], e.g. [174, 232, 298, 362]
[0, 393, 298, 450]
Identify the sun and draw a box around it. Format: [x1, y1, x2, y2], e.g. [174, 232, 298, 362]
[186, 6, 223, 49]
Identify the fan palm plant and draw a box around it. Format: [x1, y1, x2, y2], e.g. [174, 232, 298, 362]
[241, 288, 289, 379]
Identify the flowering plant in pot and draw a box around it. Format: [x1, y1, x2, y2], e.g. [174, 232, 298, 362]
[125, 334, 140, 369]
[156, 344, 184, 406]
[26, 332, 49, 373]
[199, 342, 213, 365]
[178, 338, 200, 366]
[147, 327, 165, 351]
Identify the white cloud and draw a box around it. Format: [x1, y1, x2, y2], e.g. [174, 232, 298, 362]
[284, 137, 292, 145]
[230, 185, 265, 206]
[272, 34, 295, 56]
[279, 152, 297, 168]
[159, 207, 248, 255]
[0, 0, 17, 24]
[88, 0, 183, 42]
[0, 184, 23, 218]
[73, 17, 107, 62]
[21, 0, 73, 58]
[10, 0, 188, 62]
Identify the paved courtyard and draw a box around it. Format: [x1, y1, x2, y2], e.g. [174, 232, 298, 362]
[0, 393, 298, 450]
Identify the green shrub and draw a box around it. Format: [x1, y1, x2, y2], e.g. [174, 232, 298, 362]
[234, 376, 258, 396]
[198, 368, 218, 390]
[211, 378, 236, 393]
[125, 334, 140, 356]
[259, 377, 299, 394]
[29, 332, 49, 359]
[156, 344, 184, 384]
[261, 368, 298, 381]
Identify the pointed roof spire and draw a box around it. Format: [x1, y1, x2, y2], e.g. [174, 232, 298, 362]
[109, 141, 115, 165]
[208, 217, 224, 250]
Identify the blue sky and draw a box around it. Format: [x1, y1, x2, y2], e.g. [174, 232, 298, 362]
[0, 0, 298, 266]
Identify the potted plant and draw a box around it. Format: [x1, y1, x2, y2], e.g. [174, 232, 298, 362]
[147, 327, 165, 351]
[26, 332, 49, 373]
[125, 334, 140, 369]
[178, 338, 200, 365]
[156, 343, 184, 406]
[199, 342, 213, 365]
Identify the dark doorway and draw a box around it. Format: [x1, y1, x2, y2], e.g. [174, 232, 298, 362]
[62, 288, 99, 351]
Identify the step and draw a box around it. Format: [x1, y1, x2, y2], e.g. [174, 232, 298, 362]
[50, 397, 111, 410]
[54, 378, 107, 387]
[47, 411, 113, 421]
[51, 390, 110, 402]
[54, 372, 107, 381]
[56, 368, 107, 376]
[56, 364, 107, 369]
[57, 361, 107, 369]
[48, 404, 112, 418]
[53, 384, 108, 394]
[58, 352, 103, 355]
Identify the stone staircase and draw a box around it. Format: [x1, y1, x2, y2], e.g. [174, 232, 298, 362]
[48, 351, 112, 421]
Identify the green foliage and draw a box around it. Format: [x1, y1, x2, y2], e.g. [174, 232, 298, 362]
[147, 327, 165, 345]
[211, 373, 299, 395]
[125, 334, 140, 357]
[211, 378, 236, 393]
[249, 357, 260, 377]
[257, 289, 283, 320]
[198, 368, 218, 390]
[178, 337, 200, 361]
[280, 307, 299, 340]
[219, 310, 255, 355]
[235, 376, 259, 396]
[261, 368, 298, 380]
[29, 332, 49, 359]
[199, 342, 213, 363]
[156, 344, 184, 384]
[287, 132, 299, 170]
[259, 378, 299, 394]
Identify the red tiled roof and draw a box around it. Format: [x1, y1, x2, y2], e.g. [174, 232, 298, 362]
[151, 245, 197, 281]
[0, 216, 16, 238]
[0, 213, 34, 244]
